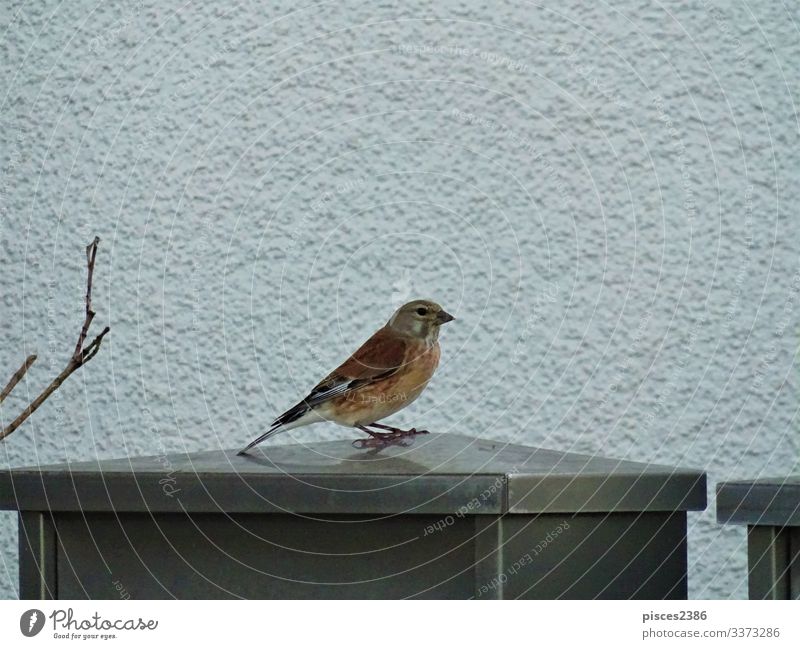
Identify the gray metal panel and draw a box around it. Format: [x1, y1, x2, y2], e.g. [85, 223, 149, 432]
[0, 434, 706, 515]
[18, 512, 57, 599]
[792, 528, 800, 600]
[51, 510, 690, 600]
[55, 512, 477, 599]
[472, 516, 503, 599]
[0, 473, 504, 515]
[747, 526, 791, 600]
[717, 479, 800, 527]
[494, 512, 688, 599]
[508, 471, 706, 513]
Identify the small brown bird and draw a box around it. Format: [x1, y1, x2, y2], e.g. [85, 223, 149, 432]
[238, 299, 455, 454]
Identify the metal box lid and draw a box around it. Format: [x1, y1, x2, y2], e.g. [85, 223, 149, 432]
[717, 477, 800, 527]
[0, 433, 706, 515]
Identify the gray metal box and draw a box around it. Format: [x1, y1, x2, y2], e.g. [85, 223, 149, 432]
[1, 433, 706, 599]
[717, 478, 800, 599]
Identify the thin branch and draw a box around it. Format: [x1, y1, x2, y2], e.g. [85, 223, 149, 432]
[0, 237, 110, 442]
[1, 362, 84, 440]
[73, 236, 100, 360]
[80, 326, 111, 365]
[0, 355, 37, 404]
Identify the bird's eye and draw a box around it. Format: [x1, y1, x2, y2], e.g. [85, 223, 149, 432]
[416, 307, 428, 316]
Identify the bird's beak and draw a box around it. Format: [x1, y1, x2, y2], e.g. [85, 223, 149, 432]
[437, 310, 455, 324]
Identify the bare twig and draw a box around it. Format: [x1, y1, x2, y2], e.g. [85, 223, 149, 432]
[0, 237, 110, 442]
[0, 355, 37, 404]
[74, 236, 99, 359]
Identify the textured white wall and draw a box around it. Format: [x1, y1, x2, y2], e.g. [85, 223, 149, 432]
[1, 1, 798, 599]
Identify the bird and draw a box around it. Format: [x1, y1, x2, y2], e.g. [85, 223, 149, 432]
[237, 299, 455, 455]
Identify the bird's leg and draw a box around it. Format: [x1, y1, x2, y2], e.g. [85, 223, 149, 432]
[354, 424, 397, 449]
[353, 424, 425, 449]
[356, 424, 394, 439]
[368, 422, 430, 437]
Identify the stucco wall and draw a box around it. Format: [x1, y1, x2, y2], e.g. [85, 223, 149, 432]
[1, 1, 798, 599]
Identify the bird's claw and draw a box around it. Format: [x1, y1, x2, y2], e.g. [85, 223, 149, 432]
[351, 428, 428, 450]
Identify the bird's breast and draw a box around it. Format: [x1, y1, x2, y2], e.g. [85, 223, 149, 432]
[391, 340, 440, 397]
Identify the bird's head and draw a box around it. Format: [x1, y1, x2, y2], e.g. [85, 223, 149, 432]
[387, 299, 455, 341]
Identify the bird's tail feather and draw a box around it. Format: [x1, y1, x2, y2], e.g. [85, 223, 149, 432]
[236, 401, 312, 455]
[236, 422, 285, 456]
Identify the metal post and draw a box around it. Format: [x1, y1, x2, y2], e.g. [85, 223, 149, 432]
[18, 512, 57, 599]
[747, 525, 790, 600]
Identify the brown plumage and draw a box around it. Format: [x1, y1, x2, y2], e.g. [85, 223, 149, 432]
[238, 299, 454, 454]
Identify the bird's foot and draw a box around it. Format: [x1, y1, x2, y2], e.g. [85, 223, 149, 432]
[352, 436, 415, 450]
[368, 423, 430, 437]
[352, 424, 428, 449]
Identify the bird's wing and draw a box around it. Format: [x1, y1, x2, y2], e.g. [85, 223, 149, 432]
[272, 327, 409, 425]
[238, 327, 409, 455]
[306, 327, 409, 405]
